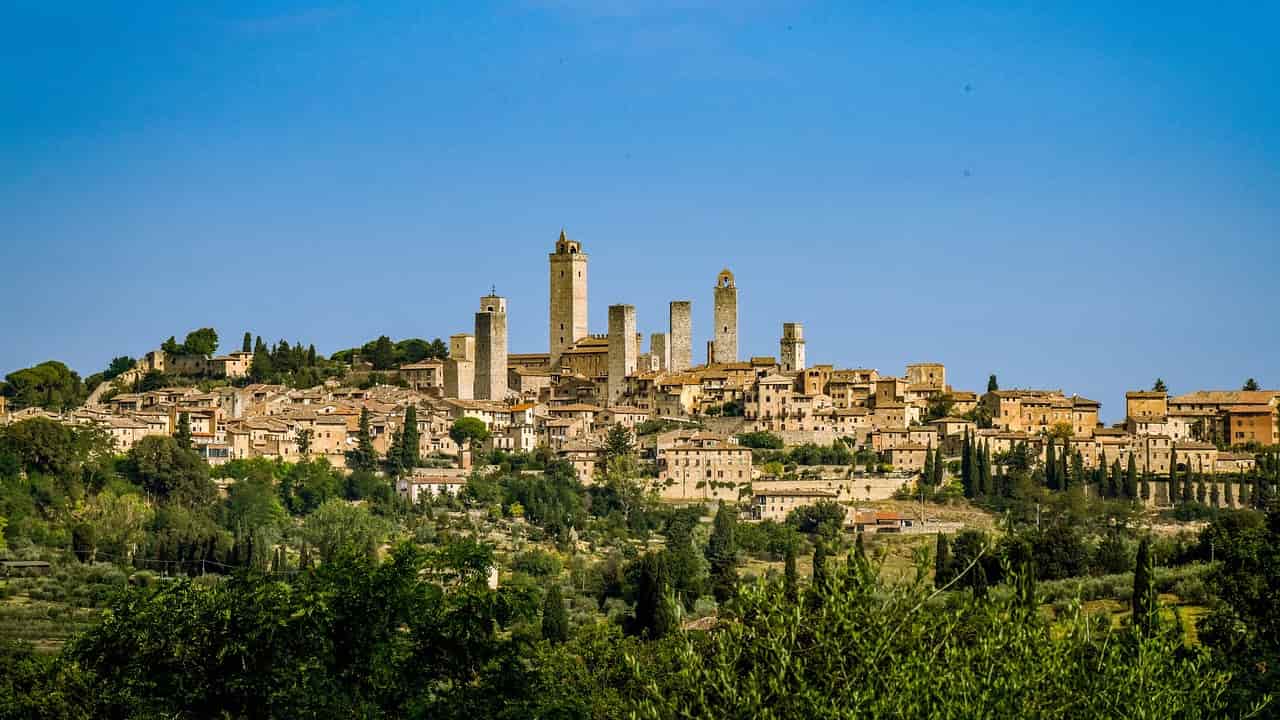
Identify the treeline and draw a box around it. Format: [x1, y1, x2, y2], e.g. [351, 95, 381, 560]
[1, 517, 1264, 718]
[330, 335, 449, 370]
[0, 417, 401, 576]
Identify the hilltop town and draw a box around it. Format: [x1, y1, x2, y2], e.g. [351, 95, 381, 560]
[2, 230, 1274, 524]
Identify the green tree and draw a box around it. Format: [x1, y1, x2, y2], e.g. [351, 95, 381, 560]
[104, 355, 135, 381]
[346, 408, 379, 472]
[811, 539, 829, 592]
[371, 335, 396, 370]
[1152, 378, 1167, 392]
[931, 445, 944, 487]
[299, 498, 388, 563]
[2, 360, 85, 411]
[401, 404, 420, 470]
[735, 431, 784, 450]
[126, 435, 215, 507]
[934, 533, 952, 589]
[706, 502, 739, 604]
[603, 423, 635, 461]
[1131, 536, 1157, 636]
[1242, 378, 1260, 391]
[242, 332, 252, 353]
[174, 412, 192, 451]
[630, 552, 677, 639]
[182, 327, 219, 356]
[541, 584, 570, 643]
[1124, 454, 1138, 500]
[449, 417, 490, 453]
[987, 374, 999, 393]
[295, 427, 313, 456]
[784, 541, 798, 601]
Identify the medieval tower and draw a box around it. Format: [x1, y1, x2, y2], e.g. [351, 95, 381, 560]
[474, 293, 508, 400]
[668, 300, 692, 372]
[549, 230, 588, 365]
[608, 304, 637, 405]
[780, 322, 806, 372]
[712, 269, 738, 364]
[444, 333, 475, 399]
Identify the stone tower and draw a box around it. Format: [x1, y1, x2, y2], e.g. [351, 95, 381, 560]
[444, 333, 474, 400]
[668, 300, 692, 372]
[607, 304, 637, 405]
[474, 293, 508, 401]
[780, 323, 806, 373]
[712, 269, 738, 364]
[549, 230, 588, 365]
[650, 332, 670, 371]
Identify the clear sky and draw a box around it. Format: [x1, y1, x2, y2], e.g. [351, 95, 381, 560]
[2, 1, 1277, 421]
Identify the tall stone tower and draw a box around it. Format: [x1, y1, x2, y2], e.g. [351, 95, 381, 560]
[669, 300, 692, 372]
[549, 230, 588, 365]
[474, 293, 508, 401]
[650, 332, 670, 371]
[444, 333, 474, 400]
[712, 269, 738, 364]
[780, 322, 806, 373]
[607, 304, 637, 405]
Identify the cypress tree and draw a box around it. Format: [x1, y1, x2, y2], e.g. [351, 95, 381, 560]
[1196, 476, 1207, 505]
[1124, 454, 1138, 500]
[347, 407, 378, 472]
[1224, 478, 1234, 507]
[402, 404, 420, 470]
[1132, 537, 1157, 637]
[1140, 476, 1150, 502]
[961, 431, 973, 498]
[542, 584, 570, 643]
[972, 561, 989, 601]
[1209, 480, 1220, 508]
[922, 446, 935, 487]
[1239, 478, 1251, 507]
[706, 502, 739, 604]
[784, 542, 798, 601]
[175, 412, 192, 451]
[242, 332, 252, 353]
[934, 534, 951, 590]
[812, 540, 829, 592]
[307, 344, 317, 367]
[932, 445, 944, 487]
[1182, 464, 1194, 505]
[632, 552, 674, 639]
[1045, 437, 1057, 490]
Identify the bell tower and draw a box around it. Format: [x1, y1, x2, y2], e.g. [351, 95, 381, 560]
[549, 229, 588, 365]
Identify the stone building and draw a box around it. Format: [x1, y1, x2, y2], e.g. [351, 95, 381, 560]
[650, 332, 670, 371]
[549, 230, 588, 365]
[658, 435, 752, 502]
[669, 301, 692, 372]
[906, 363, 946, 390]
[444, 333, 475, 400]
[474, 293, 508, 401]
[607, 304, 637, 405]
[712, 269, 738, 364]
[780, 322, 806, 373]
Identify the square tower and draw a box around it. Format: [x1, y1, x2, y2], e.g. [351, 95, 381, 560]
[713, 269, 738, 364]
[445, 333, 475, 399]
[669, 300, 692, 372]
[650, 332, 670, 371]
[475, 294, 508, 401]
[549, 230, 588, 365]
[608, 304, 637, 405]
[780, 322, 806, 373]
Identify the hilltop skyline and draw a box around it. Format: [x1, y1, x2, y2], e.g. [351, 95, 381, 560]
[2, 1, 1278, 422]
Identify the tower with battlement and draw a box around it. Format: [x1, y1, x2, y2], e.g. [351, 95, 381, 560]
[712, 269, 738, 364]
[549, 230, 588, 366]
[444, 333, 475, 399]
[475, 294, 508, 400]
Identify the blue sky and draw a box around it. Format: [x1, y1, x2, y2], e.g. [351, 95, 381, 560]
[1, 1, 1277, 421]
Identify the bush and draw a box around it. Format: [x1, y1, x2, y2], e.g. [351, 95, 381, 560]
[512, 549, 562, 577]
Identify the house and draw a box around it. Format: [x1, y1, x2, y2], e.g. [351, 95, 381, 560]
[658, 436, 753, 501]
[396, 468, 469, 503]
[751, 489, 837, 522]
